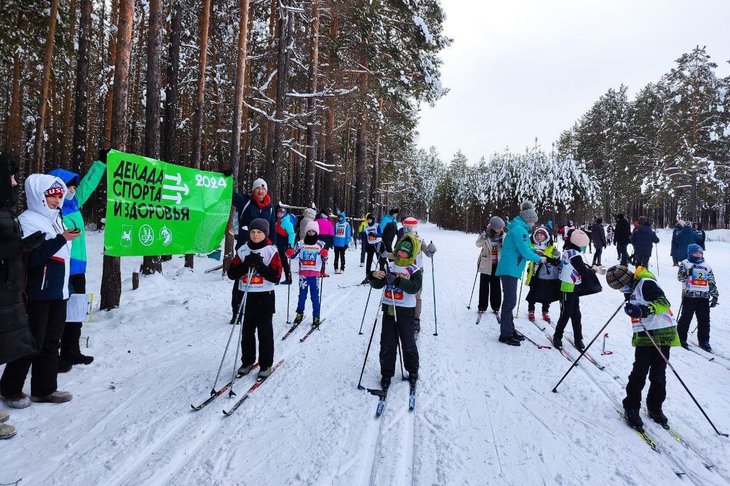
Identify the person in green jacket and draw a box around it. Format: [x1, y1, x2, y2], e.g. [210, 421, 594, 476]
[49, 158, 107, 372]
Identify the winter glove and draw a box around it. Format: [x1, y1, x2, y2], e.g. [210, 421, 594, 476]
[710, 298, 718, 308]
[21, 231, 45, 251]
[244, 253, 263, 267]
[385, 272, 398, 286]
[427, 242, 437, 255]
[321, 249, 329, 258]
[285, 248, 295, 258]
[624, 303, 650, 319]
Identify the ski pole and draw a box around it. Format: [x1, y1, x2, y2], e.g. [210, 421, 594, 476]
[431, 249, 439, 336]
[392, 296, 405, 381]
[466, 269, 478, 309]
[640, 326, 728, 437]
[552, 301, 624, 392]
[601, 333, 613, 355]
[514, 268, 525, 319]
[286, 257, 292, 324]
[229, 268, 254, 397]
[357, 285, 373, 335]
[654, 243, 660, 276]
[357, 293, 385, 390]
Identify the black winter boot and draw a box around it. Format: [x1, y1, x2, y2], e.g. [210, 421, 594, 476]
[381, 376, 391, 390]
[624, 408, 644, 430]
[647, 409, 669, 428]
[498, 336, 521, 346]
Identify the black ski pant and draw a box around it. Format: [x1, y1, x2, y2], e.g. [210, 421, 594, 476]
[635, 254, 651, 268]
[617, 242, 629, 266]
[554, 292, 583, 342]
[1, 299, 66, 398]
[241, 291, 275, 370]
[365, 246, 377, 276]
[360, 234, 367, 264]
[61, 274, 86, 361]
[592, 246, 603, 266]
[623, 344, 670, 412]
[380, 305, 419, 379]
[279, 249, 292, 282]
[478, 272, 501, 312]
[677, 297, 710, 344]
[231, 280, 244, 318]
[334, 246, 347, 271]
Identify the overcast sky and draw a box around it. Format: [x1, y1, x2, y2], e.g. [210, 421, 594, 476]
[417, 0, 730, 164]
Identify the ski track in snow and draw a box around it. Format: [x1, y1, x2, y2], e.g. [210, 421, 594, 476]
[2, 225, 730, 485]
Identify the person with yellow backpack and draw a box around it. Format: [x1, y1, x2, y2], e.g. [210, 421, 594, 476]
[524, 226, 561, 323]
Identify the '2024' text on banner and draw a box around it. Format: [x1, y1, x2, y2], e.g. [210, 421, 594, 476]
[104, 150, 233, 257]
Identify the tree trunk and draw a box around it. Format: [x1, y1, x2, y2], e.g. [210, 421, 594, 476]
[141, 0, 163, 275]
[225, 0, 251, 273]
[128, 6, 145, 153]
[103, 0, 120, 148]
[161, 1, 181, 165]
[32, 0, 60, 173]
[59, 0, 78, 168]
[100, 0, 135, 311]
[72, 0, 93, 174]
[370, 99, 383, 207]
[354, 67, 369, 216]
[4, 54, 23, 156]
[269, 7, 292, 201]
[303, 0, 321, 201]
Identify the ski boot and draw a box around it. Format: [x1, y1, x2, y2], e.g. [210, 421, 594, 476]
[528, 312, 535, 322]
[552, 337, 563, 350]
[57, 359, 73, 373]
[380, 376, 391, 391]
[312, 317, 321, 328]
[574, 339, 585, 352]
[647, 408, 669, 428]
[293, 313, 304, 325]
[700, 342, 713, 353]
[512, 330, 526, 341]
[624, 408, 644, 430]
[238, 363, 255, 376]
[408, 373, 418, 385]
[498, 336, 521, 346]
[258, 367, 273, 379]
[542, 313, 551, 322]
[680, 341, 689, 350]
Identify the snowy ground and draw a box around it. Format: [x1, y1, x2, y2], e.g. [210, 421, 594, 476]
[2, 224, 730, 485]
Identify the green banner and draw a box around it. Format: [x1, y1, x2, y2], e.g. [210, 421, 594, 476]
[104, 150, 233, 257]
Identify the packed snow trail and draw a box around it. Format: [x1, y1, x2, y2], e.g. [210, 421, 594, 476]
[1, 225, 729, 485]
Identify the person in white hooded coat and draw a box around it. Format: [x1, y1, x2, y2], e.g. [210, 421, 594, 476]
[0, 174, 80, 408]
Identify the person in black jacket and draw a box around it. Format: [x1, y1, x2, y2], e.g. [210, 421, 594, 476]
[0, 154, 44, 439]
[614, 214, 631, 266]
[693, 222, 706, 250]
[630, 216, 659, 268]
[591, 218, 607, 266]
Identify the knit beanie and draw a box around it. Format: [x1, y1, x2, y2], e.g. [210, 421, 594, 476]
[252, 178, 267, 192]
[519, 201, 538, 225]
[389, 208, 399, 216]
[605, 265, 634, 290]
[638, 216, 648, 225]
[403, 217, 419, 234]
[44, 182, 65, 198]
[303, 207, 316, 220]
[488, 216, 505, 231]
[570, 229, 590, 248]
[249, 218, 269, 237]
[305, 221, 319, 235]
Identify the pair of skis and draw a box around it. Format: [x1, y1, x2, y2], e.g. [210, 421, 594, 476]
[222, 359, 285, 416]
[367, 379, 417, 417]
[475, 309, 499, 325]
[282, 317, 328, 342]
[190, 363, 260, 411]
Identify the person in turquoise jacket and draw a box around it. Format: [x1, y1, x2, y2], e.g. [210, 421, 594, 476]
[333, 211, 352, 273]
[495, 201, 544, 346]
[49, 158, 106, 371]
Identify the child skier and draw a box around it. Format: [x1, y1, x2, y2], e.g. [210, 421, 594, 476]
[227, 218, 282, 378]
[525, 226, 561, 322]
[552, 229, 596, 351]
[361, 214, 381, 283]
[400, 217, 436, 333]
[369, 233, 422, 390]
[274, 205, 296, 285]
[475, 216, 504, 314]
[333, 211, 352, 274]
[287, 221, 328, 326]
[1, 174, 80, 407]
[605, 265, 679, 429]
[676, 244, 718, 351]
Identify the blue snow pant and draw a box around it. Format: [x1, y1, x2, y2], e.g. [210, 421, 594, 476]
[296, 276, 321, 318]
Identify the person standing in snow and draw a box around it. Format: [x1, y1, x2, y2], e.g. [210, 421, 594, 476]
[495, 201, 545, 346]
[369, 233, 422, 391]
[676, 244, 718, 352]
[670, 220, 685, 266]
[48, 155, 106, 372]
[298, 207, 317, 242]
[475, 216, 504, 314]
[357, 213, 370, 268]
[0, 154, 45, 439]
[630, 216, 659, 268]
[590, 218, 606, 267]
[399, 217, 436, 333]
[333, 211, 352, 274]
[552, 229, 599, 351]
[1, 174, 81, 408]
[274, 205, 296, 285]
[230, 178, 276, 324]
[379, 208, 399, 253]
[524, 226, 561, 323]
[362, 214, 381, 283]
[605, 265, 678, 430]
[614, 213, 631, 266]
[692, 222, 706, 250]
[670, 221, 697, 269]
[287, 221, 328, 327]
[606, 224, 614, 246]
[227, 219, 282, 379]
